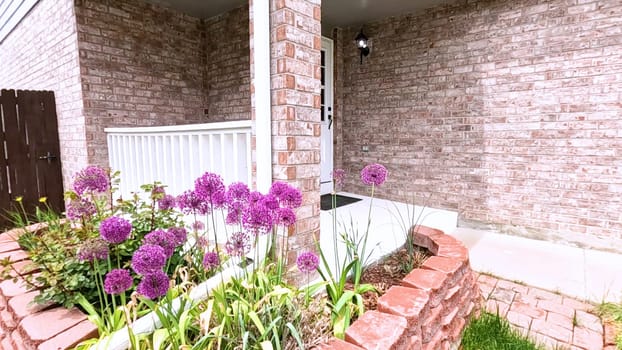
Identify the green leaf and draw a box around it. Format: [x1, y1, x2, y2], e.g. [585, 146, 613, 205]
[260, 341, 274, 350]
[152, 328, 169, 350]
[334, 290, 355, 313]
[248, 310, 265, 334]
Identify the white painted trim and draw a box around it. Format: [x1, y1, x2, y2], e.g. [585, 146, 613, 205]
[104, 120, 252, 134]
[252, 0, 272, 193]
[0, 0, 39, 44]
[320, 37, 335, 195]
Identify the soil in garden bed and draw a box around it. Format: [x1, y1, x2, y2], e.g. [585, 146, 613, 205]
[347, 245, 430, 311]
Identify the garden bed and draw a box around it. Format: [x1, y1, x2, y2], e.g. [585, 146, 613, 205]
[0, 223, 480, 350]
[317, 225, 482, 350]
[0, 223, 97, 350]
[0, 163, 481, 350]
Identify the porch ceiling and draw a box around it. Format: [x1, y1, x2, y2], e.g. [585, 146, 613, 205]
[144, 0, 459, 27]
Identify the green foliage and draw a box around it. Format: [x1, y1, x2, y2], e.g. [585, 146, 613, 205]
[317, 178, 380, 339]
[14, 212, 102, 307]
[138, 286, 201, 350]
[9, 173, 183, 309]
[389, 193, 432, 273]
[315, 245, 374, 339]
[597, 302, 622, 349]
[198, 263, 307, 349]
[461, 312, 544, 350]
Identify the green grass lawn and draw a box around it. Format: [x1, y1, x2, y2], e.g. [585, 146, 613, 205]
[461, 312, 544, 350]
[597, 302, 622, 349]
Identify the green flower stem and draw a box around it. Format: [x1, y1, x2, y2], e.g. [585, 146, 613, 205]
[93, 259, 108, 320]
[106, 256, 118, 313]
[120, 293, 137, 348]
[209, 202, 220, 258]
[331, 187, 340, 278]
[356, 183, 375, 287]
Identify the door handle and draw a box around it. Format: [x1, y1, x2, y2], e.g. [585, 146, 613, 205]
[38, 151, 57, 164]
[328, 114, 332, 130]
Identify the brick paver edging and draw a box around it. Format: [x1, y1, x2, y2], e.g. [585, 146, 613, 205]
[479, 274, 614, 349]
[0, 224, 97, 350]
[317, 225, 482, 350]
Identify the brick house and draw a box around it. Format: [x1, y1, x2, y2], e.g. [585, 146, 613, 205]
[1, 0, 622, 258]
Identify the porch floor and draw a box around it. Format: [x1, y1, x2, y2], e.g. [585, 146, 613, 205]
[319, 192, 622, 304]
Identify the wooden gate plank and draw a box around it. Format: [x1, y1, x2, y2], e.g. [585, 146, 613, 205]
[15, 90, 40, 213]
[36, 91, 64, 213]
[0, 90, 23, 200]
[0, 90, 14, 225]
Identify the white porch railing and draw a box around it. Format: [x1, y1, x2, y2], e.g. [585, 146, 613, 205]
[105, 121, 252, 198]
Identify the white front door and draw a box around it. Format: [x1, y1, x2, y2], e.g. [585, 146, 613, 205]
[320, 37, 334, 195]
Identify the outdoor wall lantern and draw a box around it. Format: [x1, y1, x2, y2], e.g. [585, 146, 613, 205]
[355, 29, 370, 64]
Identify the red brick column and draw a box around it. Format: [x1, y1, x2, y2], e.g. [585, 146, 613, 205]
[250, 0, 321, 276]
[269, 0, 322, 272]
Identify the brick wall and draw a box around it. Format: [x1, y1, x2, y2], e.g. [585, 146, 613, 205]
[75, 0, 251, 168]
[335, 0, 622, 252]
[0, 0, 86, 187]
[75, 0, 207, 166]
[205, 6, 251, 122]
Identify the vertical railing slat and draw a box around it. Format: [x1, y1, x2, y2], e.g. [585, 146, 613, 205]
[105, 122, 252, 199]
[246, 131, 252, 185]
[233, 133, 239, 182]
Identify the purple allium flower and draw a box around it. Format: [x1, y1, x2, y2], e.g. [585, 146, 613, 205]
[202, 251, 220, 270]
[131, 244, 167, 275]
[66, 198, 97, 220]
[248, 191, 263, 204]
[104, 269, 133, 295]
[137, 271, 170, 299]
[296, 251, 319, 274]
[73, 166, 109, 195]
[225, 209, 242, 226]
[225, 232, 251, 257]
[225, 182, 250, 205]
[331, 169, 346, 187]
[99, 216, 132, 244]
[77, 238, 109, 262]
[143, 229, 177, 258]
[152, 185, 165, 196]
[262, 194, 280, 210]
[168, 227, 188, 246]
[242, 200, 274, 234]
[157, 194, 175, 210]
[269, 182, 303, 209]
[360, 163, 388, 186]
[275, 207, 296, 227]
[194, 172, 225, 207]
[177, 190, 209, 215]
[197, 236, 209, 249]
[191, 220, 205, 232]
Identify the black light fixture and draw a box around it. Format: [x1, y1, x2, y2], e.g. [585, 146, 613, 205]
[355, 29, 370, 64]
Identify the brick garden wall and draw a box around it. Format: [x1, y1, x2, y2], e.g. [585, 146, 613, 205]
[319, 226, 481, 350]
[0, 0, 86, 187]
[334, 0, 622, 252]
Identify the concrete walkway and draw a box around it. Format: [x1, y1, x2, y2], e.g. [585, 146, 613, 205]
[453, 227, 622, 304]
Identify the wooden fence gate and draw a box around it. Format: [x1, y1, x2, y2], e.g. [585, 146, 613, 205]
[0, 89, 64, 228]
